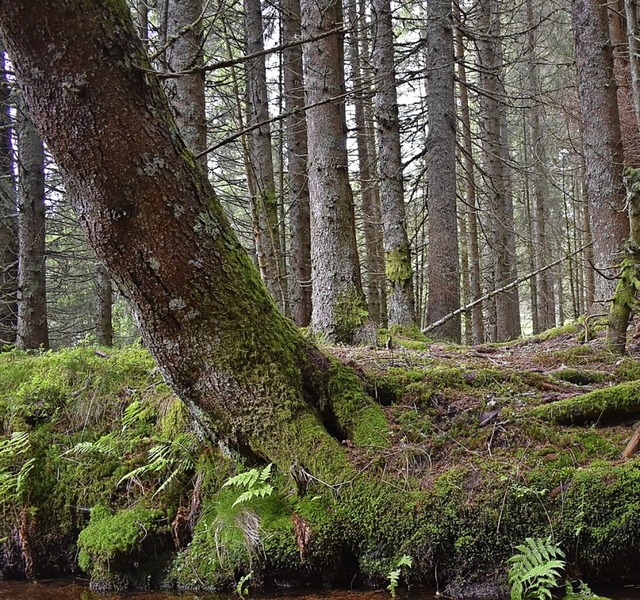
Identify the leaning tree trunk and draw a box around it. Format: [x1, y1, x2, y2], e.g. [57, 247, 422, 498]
[371, 0, 416, 328]
[15, 97, 48, 350]
[0, 43, 17, 345]
[425, 0, 460, 342]
[573, 0, 628, 308]
[301, 0, 368, 343]
[0, 0, 386, 482]
[282, 0, 312, 327]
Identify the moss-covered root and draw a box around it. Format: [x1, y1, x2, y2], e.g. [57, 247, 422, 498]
[527, 381, 640, 425]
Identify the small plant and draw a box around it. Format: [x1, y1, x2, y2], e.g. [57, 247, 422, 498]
[387, 554, 413, 598]
[223, 463, 274, 507]
[508, 537, 565, 600]
[235, 572, 253, 598]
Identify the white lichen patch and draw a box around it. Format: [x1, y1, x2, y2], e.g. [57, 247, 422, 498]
[148, 256, 161, 272]
[138, 154, 166, 177]
[169, 297, 187, 311]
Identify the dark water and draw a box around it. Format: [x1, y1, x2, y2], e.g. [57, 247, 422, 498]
[1, 581, 639, 600]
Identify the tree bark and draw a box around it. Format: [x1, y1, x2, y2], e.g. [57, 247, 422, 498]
[573, 0, 628, 308]
[476, 0, 521, 341]
[245, 0, 287, 312]
[95, 262, 113, 347]
[301, 0, 368, 342]
[0, 43, 17, 345]
[15, 97, 48, 350]
[347, 0, 386, 326]
[166, 0, 207, 164]
[282, 0, 312, 327]
[0, 0, 386, 480]
[425, 0, 460, 342]
[371, 0, 416, 328]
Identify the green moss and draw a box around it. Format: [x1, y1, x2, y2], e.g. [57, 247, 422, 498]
[333, 289, 369, 344]
[528, 381, 640, 424]
[385, 245, 413, 285]
[551, 369, 612, 386]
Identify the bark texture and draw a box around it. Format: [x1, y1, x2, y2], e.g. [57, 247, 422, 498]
[371, 0, 416, 327]
[15, 98, 48, 350]
[573, 0, 628, 307]
[0, 44, 17, 345]
[95, 262, 113, 347]
[282, 0, 312, 327]
[425, 0, 460, 342]
[166, 0, 207, 162]
[0, 0, 385, 481]
[245, 0, 287, 312]
[301, 0, 367, 342]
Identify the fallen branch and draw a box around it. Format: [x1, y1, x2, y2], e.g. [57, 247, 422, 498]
[422, 244, 592, 334]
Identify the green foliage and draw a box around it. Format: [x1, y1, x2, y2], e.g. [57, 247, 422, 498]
[235, 572, 253, 598]
[387, 554, 413, 598]
[508, 537, 565, 600]
[223, 463, 274, 507]
[0, 431, 34, 506]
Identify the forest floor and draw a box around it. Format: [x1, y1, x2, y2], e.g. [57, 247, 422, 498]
[1, 321, 640, 596]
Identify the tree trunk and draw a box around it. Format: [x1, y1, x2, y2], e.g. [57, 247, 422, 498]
[0, 0, 386, 480]
[301, 0, 368, 342]
[371, 0, 416, 328]
[476, 0, 521, 341]
[0, 43, 17, 345]
[244, 0, 287, 311]
[95, 262, 113, 347]
[425, 0, 460, 342]
[347, 0, 386, 326]
[453, 3, 483, 344]
[282, 0, 312, 327]
[573, 0, 628, 308]
[15, 98, 48, 350]
[166, 0, 207, 164]
[624, 0, 640, 130]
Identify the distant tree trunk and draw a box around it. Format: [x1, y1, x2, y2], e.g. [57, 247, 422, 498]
[347, 0, 386, 326]
[0, 43, 17, 345]
[282, 0, 312, 326]
[453, 3, 483, 344]
[0, 0, 387, 480]
[245, 0, 287, 311]
[95, 262, 113, 346]
[166, 0, 207, 163]
[135, 0, 148, 45]
[425, 0, 460, 342]
[372, 0, 416, 328]
[15, 98, 48, 350]
[476, 0, 521, 341]
[525, 0, 555, 332]
[624, 0, 640, 129]
[301, 0, 367, 342]
[573, 0, 628, 308]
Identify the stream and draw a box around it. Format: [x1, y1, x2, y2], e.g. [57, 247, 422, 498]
[1, 581, 640, 600]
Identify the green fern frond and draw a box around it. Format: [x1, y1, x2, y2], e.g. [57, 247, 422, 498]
[508, 537, 565, 600]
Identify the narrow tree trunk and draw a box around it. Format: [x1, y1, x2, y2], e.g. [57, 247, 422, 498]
[625, 0, 640, 130]
[282, 0, 312, 326]
[166, 0, 207, 163]
[371, 0, 416, 328]
[347, 0, 385, 325]
[301, 0, 367, 342]
[245, 0, 287, 311]
[15, 98, 48, 350]
[0, 43, 17, 345]
[95, 262, 113, 346]
[573, 0, 628, 308]
[453, 3, 483, 344]
[425, 0, 460, 342]
[0, 0, 386, 480]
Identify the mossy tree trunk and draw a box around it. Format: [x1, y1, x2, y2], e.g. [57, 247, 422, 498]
[607, 167, 640, 354]
[0, 0, 386, 482]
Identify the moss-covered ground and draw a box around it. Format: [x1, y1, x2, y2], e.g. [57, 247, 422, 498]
[1, 326, 640, 597]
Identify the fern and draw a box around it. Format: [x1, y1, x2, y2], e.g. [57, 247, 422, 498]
[387, 554, 413, 598]
[223, 463, 274, 507]
[508, 537, 566, 600]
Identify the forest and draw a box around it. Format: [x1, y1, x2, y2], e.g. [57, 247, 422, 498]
[0, 0, 640, 598]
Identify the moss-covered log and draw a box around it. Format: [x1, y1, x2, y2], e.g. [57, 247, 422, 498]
[527, 381, 640, 424]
